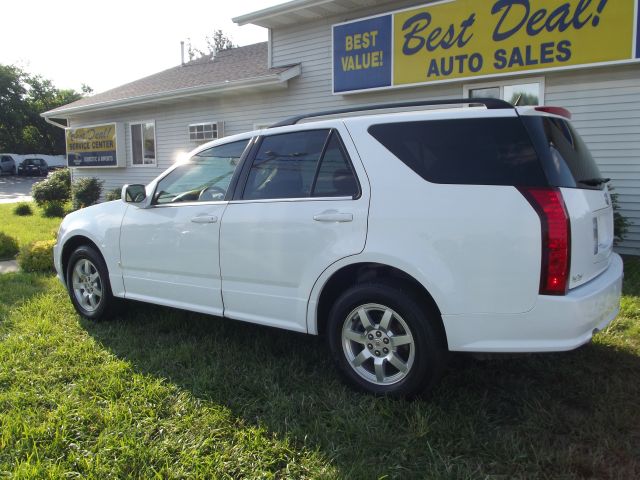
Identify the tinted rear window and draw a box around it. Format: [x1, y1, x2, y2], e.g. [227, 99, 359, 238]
[368, 118, 547, 186]
[521, 116, 603, 190]
[243, 130, 329, 200]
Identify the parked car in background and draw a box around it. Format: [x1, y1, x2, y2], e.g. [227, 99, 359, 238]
[53, 99, 623, 397]
[18, 158, 48, 176]
[21, 154, 66, 171]
[0, 154, 18, 175]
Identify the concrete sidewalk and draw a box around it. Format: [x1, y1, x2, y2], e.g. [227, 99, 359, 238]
[0, 260, 19, 274]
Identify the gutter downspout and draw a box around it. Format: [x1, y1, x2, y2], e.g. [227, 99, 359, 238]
[42, 116, 72, 182]
[267, 28, 273, 68]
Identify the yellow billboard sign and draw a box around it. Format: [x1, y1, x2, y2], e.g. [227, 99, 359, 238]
[66, 124, 124, 168]
[333, 0, 639, 93]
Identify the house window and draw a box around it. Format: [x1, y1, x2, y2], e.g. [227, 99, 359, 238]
[130, 121, 156, 166]
[464, 78, 544, 106]
[189, 122, 218, 142]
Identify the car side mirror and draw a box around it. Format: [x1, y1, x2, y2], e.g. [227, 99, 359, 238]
[122, 184, 147, 204]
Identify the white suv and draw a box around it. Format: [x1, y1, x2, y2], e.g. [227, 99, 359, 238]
[0, 154, 18, 175]
[54, 99, 623, 397]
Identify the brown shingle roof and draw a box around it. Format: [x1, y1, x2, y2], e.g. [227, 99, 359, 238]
[45, 42, 294, 116]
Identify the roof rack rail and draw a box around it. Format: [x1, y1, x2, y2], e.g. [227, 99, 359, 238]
[269, 97, 513, 128]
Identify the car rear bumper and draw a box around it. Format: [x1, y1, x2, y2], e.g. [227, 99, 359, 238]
[443, 253, 623, 352]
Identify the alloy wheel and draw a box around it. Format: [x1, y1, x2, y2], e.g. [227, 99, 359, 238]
[341, 303, 415, 385]
[71, 258, 103, 312]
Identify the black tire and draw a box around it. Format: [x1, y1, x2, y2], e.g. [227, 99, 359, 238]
[66, 245, 117, 321]
[327, 282, 447, 398]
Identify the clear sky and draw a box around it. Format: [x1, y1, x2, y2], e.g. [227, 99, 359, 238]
[0, 0, 288, 94]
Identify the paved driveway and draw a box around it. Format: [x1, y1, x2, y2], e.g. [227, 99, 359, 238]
[0, 174, 43, 203]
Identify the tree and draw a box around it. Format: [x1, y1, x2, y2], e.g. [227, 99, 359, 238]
[0, 64, 85, 154]
[187, 30, 236, 61]
[0, 65, 28, 152]
[208, 30, 235, 54]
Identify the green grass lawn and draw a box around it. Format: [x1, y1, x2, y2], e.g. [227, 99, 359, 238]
[0, 261, 639, 478]
[0, 203, 61, 247]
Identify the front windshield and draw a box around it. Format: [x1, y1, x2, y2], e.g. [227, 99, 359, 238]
[153, 139, 249, 204]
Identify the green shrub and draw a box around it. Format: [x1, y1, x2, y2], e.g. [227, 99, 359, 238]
[105, 187, 122, 201]
[13, 202, 33, 216]
[0, 232, 20, 260]
[611, 187, 631, 245]
[32, 169, 71, 207]
[72, 177, 104, 210]
[42, 201, 66, 218]
[18, 239, 56, 273]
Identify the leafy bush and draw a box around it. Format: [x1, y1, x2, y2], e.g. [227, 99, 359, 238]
[18, 239, 56, 273]
[32, 168, 71, 207]
[0, 232, 20, 260]
[105, 187, 122, 202]
[72, 177, 104, 209]
[42, 201, 66, 218]
[13, 202, 33, 216]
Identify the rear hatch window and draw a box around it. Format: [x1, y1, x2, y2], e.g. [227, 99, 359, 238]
[520, 116, 604, 190]
[368, 117, 547, 186]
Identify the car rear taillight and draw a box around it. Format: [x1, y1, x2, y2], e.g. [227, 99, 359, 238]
[519, 187, 571, 295]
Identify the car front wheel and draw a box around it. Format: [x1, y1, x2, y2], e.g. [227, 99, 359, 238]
[327, 282, 447, 398]
[66, 245, 116, 321]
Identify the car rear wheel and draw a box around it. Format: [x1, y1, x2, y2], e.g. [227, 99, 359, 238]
[327, 282, 447, 398]
[66, 245, 117, 321]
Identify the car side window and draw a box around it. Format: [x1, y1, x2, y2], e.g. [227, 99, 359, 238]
[311, 132, 359, 198]
[368, 118, 546, 186]
[242, 129, 359, 200]
[242, 130, 329, 200]
[153, 139, 249, 205]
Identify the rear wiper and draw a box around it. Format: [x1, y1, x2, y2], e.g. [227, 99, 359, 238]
[578, 177, 610, 186]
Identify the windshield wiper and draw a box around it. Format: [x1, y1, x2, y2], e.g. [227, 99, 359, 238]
[578, 177, 610, 186]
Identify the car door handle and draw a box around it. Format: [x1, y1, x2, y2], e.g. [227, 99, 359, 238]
[313, 211, 353, 223]
[190, 215, 218, 224]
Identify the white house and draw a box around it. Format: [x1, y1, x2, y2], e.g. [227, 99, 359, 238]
[43, 0, 640, 254]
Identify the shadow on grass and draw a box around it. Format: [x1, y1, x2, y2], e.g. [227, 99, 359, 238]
[81, 301, 640, 478]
